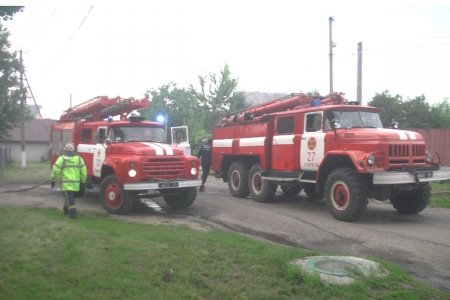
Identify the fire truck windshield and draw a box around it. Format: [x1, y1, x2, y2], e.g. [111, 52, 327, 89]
[325, 110, 383, 130]
[108, 126, 166, 143]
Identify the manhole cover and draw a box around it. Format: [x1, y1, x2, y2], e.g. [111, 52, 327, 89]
[293, 256, 388, 284]
[307, 259, 364, 277]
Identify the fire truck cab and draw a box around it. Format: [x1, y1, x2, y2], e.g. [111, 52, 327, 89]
[50, 96, 201, 214]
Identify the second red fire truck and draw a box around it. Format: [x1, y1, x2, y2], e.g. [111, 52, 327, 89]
[212, 93, 450, 221]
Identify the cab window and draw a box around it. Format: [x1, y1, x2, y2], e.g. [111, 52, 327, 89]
[305, 113, 322, 132]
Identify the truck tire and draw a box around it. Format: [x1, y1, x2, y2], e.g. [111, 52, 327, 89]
[304, 184, 323, 200]
[163, 187, 197, 209]
[390, 184, 431, 214]
[227, 161, 250, 198]
[100, 175, 133, 214]
[281, 185, 302, 196]
[324, 167, 368, 222]
[249, 163, 276, 202]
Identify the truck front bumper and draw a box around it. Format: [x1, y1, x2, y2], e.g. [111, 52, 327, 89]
[124, 179, 202, 191]
[372, 166, 450, 185]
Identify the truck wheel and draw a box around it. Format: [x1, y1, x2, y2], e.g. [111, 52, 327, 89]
[249, 164, 276, 202]
[325, 167, 368, 222]
[304, 184, 323, 200]
[390, 184, 431, 214]
[100, 175, 133, 214]
[163, 187, 197, 209]
[227, 161, 250, 198]
[281, 186, 302, 196]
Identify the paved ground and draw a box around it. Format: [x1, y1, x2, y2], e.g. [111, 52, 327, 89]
[1, 179, 450, 292]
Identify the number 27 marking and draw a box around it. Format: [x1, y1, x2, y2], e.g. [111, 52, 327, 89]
[307, 151, 315, 161]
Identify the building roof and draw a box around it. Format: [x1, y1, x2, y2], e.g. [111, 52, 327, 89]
[3, 119, 54, 142]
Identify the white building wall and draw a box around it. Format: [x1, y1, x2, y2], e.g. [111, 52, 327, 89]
[4, 142, 50, 163]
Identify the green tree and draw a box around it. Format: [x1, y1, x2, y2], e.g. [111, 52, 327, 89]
[368, 90, 403, 128]
[191, 64, 248, 132]
[401, 95, 434, 128]
[143, 65, 248, 152]
[143, 83, 195, 126]
[0, 6, 25, 139]
[141, 83, 197, 141]
[430, 99, 450, 128]
[0, 6, 23, 20]
[369, 91, 447, 129]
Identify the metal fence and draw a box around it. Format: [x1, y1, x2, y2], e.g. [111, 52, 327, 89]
[411, 128, 450, 167]
[0, 146, 11, 171]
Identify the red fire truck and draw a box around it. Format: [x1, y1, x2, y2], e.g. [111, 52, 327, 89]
[212, 93, 450, 221]
[50, 96, 201, 214]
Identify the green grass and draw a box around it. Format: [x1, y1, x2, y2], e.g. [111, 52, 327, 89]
[430, 181, 450, 208]
[431, 181, 450, 192]
[430, 195, 450, 208]
[0, 161, 50, 186]
[0, 206, 448, 300]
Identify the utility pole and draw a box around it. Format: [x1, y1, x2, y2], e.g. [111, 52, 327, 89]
[357, 42, 363, 104]
[19, 50, 26, 169]
[329, 16, 335, 94]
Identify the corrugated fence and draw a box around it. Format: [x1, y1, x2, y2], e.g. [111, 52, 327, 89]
[411, 128, 450, 167]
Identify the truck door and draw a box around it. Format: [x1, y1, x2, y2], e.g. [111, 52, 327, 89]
[272, 115, 296, 171]
[171, 126, 191, 156]
[77, 128, 95, 177]
[300, 112, 325, 171]
[92, 126, 107, 177]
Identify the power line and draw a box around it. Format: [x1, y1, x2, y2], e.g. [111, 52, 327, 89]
[333, 40, 450, 61]
[43, 5, 94, 76]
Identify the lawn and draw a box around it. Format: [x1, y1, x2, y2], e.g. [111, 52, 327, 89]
[0, 205, 448, 300]
[0, 161, 50, 186]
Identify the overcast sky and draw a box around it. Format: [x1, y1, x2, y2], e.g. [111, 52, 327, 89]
[4, 0, 450, 119]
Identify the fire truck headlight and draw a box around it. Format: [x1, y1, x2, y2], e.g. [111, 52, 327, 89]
[426, 152, 433, 163]
[190, 167, 198, 176]
[367, 154, 376, 166]
[128, 169, 137, 177]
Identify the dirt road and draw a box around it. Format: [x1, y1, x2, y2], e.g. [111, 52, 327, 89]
[1, 179, 449, 291]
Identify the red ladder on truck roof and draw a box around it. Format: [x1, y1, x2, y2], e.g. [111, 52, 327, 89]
[219, 92, 347, 126]
[59, 96, 150, 122]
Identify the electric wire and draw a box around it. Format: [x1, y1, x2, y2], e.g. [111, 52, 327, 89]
[43, 5, 94, 76]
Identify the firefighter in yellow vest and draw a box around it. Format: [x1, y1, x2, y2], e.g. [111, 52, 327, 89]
[50, 143, 87, 219]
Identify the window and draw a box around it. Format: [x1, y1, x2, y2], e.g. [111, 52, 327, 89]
[95, 127, 107, 144]
[107, 126, 166, 143]
[81, 129, 92, 143]
[62, 130, 73, 147]
[277, 116, 294, 134]
[51, 130, 61, 155]
[325, 110, 383, 129]
[305, 114, 322, 132]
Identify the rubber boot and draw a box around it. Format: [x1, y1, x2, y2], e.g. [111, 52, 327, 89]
[69, 208, 77, 219]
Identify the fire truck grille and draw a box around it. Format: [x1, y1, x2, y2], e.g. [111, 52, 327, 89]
[142, 158, 185, 179]
[388, 144, 426, 166]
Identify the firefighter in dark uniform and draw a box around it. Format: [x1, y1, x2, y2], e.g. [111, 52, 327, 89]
[197, 138, 212, 192]
[50, 143, 87, 219]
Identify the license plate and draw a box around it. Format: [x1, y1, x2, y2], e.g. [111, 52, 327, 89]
[417, 171, 433, 179]
[158, 182, 179, 188]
